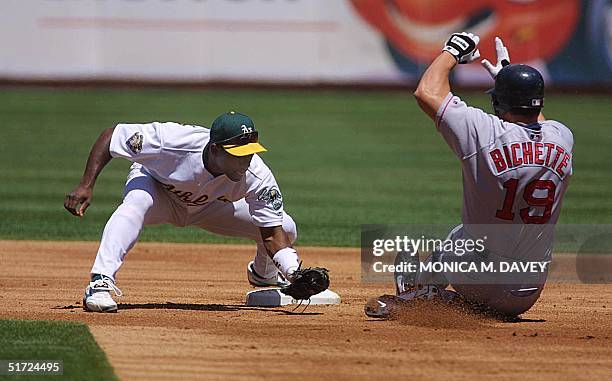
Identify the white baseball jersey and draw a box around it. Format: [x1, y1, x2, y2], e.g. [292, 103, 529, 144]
[436, 93, 573, 260]
[109, 122, 284, 227]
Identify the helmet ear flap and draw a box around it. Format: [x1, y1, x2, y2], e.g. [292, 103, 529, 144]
[491, 94, 509, 117]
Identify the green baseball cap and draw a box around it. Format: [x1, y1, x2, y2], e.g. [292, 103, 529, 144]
[210, 111, 267, 156]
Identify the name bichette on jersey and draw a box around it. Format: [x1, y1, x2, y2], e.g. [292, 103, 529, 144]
[489, 141, 572, 179]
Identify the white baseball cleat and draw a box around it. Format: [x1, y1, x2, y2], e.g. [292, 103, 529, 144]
[247, 261, 289, 287]
[83, 275, 123, 313]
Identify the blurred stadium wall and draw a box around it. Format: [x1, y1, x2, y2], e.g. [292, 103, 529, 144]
[0, 0, 610, 87]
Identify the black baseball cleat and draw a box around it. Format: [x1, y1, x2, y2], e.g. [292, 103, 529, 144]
[393, 250, 420, 295]
[368, 246, 459, 319]
[364, 295, 403, 318]
[364, 285, 448, 319]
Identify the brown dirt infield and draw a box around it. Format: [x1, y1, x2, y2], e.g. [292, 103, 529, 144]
[1, 240, 611, 380]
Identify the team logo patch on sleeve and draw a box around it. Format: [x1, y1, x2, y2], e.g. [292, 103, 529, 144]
[126, 132, 143, 154]
[257, 187, 283, 210]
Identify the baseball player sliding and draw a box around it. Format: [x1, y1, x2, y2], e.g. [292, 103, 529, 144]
[65, 111, 329, 312]
[366, 33, 573, 318]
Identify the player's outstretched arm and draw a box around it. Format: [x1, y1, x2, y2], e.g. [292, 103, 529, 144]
[259, 226, 293, 258]
[259, 225, 300, 281]
[260, 225, 330, 300]
[64, 127, 114, 217]
[414, 53, 457, 120]
[414, 32, 480, 120]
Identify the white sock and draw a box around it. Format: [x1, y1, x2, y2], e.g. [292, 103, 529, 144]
[272, 247, 300, 281]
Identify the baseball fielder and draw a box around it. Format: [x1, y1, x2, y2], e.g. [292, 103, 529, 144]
[65, 111, 328, 312]
[366, 33, 573, 318]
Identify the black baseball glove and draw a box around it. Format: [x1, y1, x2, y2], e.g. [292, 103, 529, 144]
[280, 267, 330, 300]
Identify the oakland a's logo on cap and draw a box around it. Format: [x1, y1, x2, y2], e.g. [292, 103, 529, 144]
[210, 112, 267, 157]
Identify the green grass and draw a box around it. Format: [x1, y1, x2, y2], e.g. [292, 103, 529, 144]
[0, 319, 118, 380]
[0, 88, 610, 246]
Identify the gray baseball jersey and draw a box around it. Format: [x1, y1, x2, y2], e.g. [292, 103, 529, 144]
[436, 93, 573, 260]
[109, 122, 284, 227]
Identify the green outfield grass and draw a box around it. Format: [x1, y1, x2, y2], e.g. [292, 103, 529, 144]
[0, 319, 118, 380]
[0, 88, 610, 246]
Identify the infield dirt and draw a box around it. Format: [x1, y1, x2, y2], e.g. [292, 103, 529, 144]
[1, 240, 611, 380]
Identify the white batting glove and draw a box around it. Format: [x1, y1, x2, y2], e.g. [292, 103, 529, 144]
[481, 37, 511, 78]
[443, 32, 481, 64]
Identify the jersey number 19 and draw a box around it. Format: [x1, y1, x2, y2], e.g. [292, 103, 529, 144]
[496, 178, 556, 224]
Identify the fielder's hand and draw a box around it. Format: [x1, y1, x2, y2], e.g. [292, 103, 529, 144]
[443, 32, 480, 64]
[64, 185, 93, 217]
[481, 37, 510, 78]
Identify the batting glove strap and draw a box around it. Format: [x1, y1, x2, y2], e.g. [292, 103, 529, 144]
[443, 32, 480, 64]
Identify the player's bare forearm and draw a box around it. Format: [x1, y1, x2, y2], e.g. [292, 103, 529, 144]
[414, 52, 457, 120]
[79, 127, 114, 188]
[260, 225, 292, 257]
[64, 127, 114, 217]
